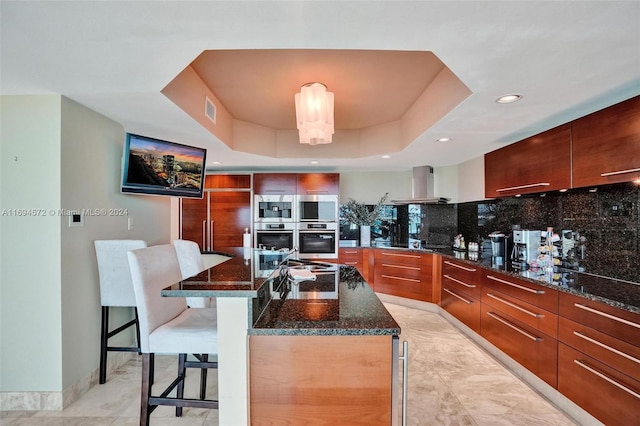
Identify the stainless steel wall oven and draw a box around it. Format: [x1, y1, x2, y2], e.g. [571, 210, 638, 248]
[254, 223, 295, 251]
[296, 222, 338, 259]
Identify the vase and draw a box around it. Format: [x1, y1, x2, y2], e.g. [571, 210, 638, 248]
[360, 225, 371, 247]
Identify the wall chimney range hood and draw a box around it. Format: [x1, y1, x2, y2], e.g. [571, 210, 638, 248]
[390, 166, 450, 204]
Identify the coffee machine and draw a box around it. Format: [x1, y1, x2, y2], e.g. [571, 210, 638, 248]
[512, 229, 541, 268]
[488, 231, 511, 267]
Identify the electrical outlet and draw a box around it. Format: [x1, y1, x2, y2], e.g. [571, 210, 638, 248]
[127, 217, 134, 230]
[69, 211, 84, 227]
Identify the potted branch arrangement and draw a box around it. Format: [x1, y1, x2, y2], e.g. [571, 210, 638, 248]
[339, 193, 389, 247]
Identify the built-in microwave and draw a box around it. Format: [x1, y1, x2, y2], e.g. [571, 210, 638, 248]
[254, 194, 295, 223]
[296, 195, 338, 222]
[296, 222, 338, 259]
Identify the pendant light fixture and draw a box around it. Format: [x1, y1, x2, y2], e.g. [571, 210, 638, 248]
[294, 82, 334, 145]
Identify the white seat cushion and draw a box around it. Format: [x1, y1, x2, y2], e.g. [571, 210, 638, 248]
[148, 307, 218, 354]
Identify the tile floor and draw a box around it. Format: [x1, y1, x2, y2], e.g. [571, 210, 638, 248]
[1, 303, 580, 425]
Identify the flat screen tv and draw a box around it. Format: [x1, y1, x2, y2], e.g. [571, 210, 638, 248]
[121, 133, 207, 199]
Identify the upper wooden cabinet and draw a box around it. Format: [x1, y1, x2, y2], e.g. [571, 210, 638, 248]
[253, 173, 297, 194]
[571, 95, 640, 188]
[296, 173, 340, 195]
[484, 124, 572, 197]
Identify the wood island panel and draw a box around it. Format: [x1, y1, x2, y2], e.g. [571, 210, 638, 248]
[250, 335, 393, 425]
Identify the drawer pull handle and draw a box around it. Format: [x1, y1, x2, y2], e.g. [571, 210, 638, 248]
[443, 288, 472, 304]
[381, 274, 420, 283]
[574, 303, 640, 329]
[382, 263, 421, 271]
[600, 167, 640, 177]
[344, 250, 358, 254]
[486, 275, 545, 294]
[443, 274, 476, 288]
[574, 359, 640, 399]
[345, 261, 358, 265]
[443, 260, 476, 272]
[573, 332, 640, 364]
[486, 311, 542, 341]
[486, 293, 543, 318]
[381, 252, 421, 259]
[495, 182, 550, 192]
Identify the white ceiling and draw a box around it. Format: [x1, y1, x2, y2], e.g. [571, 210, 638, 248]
[2, 1, 639, 173]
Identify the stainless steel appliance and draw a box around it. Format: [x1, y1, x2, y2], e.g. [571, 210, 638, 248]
[254, 222, 295, 251]
[296, 194, 339, 222]
[254, 249, 291, 278]
[296, 222, 338, 259]
[488, 231, 510, 266]
[512, 229, 541, 267]
[254, 194, 294, 223]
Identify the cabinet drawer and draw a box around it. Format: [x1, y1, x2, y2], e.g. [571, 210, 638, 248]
[339, 248, 362, 266]
[481, 270, 558, 313]
[482, 287, 557, 338]
[442, 258, 480, 284]
[442, 269, 480, 300]
[559, 292, 640, 347]
[558, 316, 640, 382]
[374, 250, 427, 266]
[441, 286, 481, 333]
[558, 343, 640, 426]
[481, 304, 558, 387]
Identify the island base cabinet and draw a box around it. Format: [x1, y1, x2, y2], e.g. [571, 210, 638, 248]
[249, 335, 395, 425]
[480, 305, 558, 388]
[558, 343, 640, 426]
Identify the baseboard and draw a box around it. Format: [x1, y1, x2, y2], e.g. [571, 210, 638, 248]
[0, 351, 135, 411]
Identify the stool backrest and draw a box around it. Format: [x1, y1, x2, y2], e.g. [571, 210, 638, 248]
[127, 244, 186, 353]
[173, 239, 204, 279]
[94, 239, 147, 307]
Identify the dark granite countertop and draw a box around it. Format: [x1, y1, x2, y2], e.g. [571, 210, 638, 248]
[250, 263, 401, 336]
[356, 245, 639, 314]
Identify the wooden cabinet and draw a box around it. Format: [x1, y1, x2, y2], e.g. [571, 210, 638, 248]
[253, 173, 297, 194]
[572, 95, 640, 188]
[440, 258, 482, 333]
[339, 247, 362, 270]
[296, 173, 339, 195]
[557, 293, 640, 425]
[373, 250, 433, 302]
[480, 270, 559, 387]
[180, 174, 251, 251]
[484, 123, 572, 197]
[250, 335, 395, 425]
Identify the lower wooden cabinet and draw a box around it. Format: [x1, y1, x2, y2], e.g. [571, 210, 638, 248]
[249, 335, 395, 425]
[441, 287, 481, 333]
[558, 343, 640, 426]
[339, 247, 362, 269]
[481, 304, 558, 387]
[373, 250, 433, 302]
[440, 258, 482, 333]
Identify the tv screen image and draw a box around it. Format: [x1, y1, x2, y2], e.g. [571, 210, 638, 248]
[121, 133, 207, 198]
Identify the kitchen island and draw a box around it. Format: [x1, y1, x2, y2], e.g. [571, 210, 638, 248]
[162, 248, 401, 425]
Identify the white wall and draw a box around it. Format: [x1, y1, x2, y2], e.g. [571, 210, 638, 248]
[0, 95, 172, 395]
[339, 171, 412, 204]
[1, 95, 63, 391]
[456, 156, 486, 203]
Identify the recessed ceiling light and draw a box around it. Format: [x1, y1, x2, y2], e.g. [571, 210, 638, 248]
[310, 160, 319, 164]
[496, 94, 523, 104]
[436, 137, 451, 143]
[381, 155, 391, 159]
[210, 161, 221, 165]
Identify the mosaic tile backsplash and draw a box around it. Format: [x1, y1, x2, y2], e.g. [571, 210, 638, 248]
[457, 182, 640, 284]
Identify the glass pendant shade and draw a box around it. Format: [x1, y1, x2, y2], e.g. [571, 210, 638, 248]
[294, 82, 334, 145]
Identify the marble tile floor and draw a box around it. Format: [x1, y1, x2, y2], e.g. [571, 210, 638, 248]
[2, 303, 582, 425]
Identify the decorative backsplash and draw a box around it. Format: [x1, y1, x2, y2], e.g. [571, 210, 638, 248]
[457, 182, 640, 284]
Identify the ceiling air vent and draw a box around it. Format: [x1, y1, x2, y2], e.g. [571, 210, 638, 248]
[205, 96, 217, 124]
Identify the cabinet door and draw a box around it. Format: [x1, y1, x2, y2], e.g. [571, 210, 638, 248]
[558, 343, 640, 425]
[482, 270, 558, 313]
[254, 173, 297, 194]
[441, 286, 481, 333]
[572, 96, 640, 188]
[484, 123, 572, 197]
[297, 173, 340, 195]
[180, 196, 208, 251]
[209, 191, 251, 249]
[339, 248, 362, 268]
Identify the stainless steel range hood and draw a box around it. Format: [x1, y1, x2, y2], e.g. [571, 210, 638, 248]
[390, 166, 450, 204]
